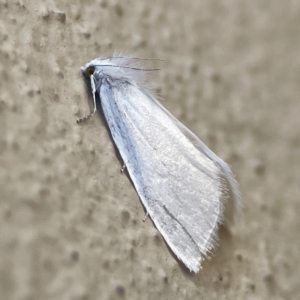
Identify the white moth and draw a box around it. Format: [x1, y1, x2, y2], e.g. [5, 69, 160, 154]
[78, 54, 241, 273]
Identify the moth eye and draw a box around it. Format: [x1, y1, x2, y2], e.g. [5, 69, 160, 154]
[85, 66, 95, 76]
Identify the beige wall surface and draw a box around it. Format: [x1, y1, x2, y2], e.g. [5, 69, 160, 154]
[1, 0, 299, 299]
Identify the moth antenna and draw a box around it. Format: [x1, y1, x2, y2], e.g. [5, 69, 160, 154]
[93, 64, 160, 71]
[100, 56, 164, 62]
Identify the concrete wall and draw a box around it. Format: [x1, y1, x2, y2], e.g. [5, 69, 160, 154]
[0, 0, 299, 299]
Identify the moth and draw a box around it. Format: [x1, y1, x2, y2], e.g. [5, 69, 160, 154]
[78, 54, 241, 272]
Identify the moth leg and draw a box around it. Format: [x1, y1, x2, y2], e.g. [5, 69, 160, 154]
[77, 75, 97, 123]
[143, 211, 149, 222]
[120, 164, 126, 173]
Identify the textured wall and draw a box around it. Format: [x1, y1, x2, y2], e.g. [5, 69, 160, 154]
[0, 0, 299, 299]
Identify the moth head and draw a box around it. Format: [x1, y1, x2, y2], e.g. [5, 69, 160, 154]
[85, 66, 95, 77]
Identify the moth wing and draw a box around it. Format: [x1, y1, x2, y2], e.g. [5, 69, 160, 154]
[100, 78, 239, 272]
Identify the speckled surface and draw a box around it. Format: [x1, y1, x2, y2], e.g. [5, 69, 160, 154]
[0, 0, 299, 299]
